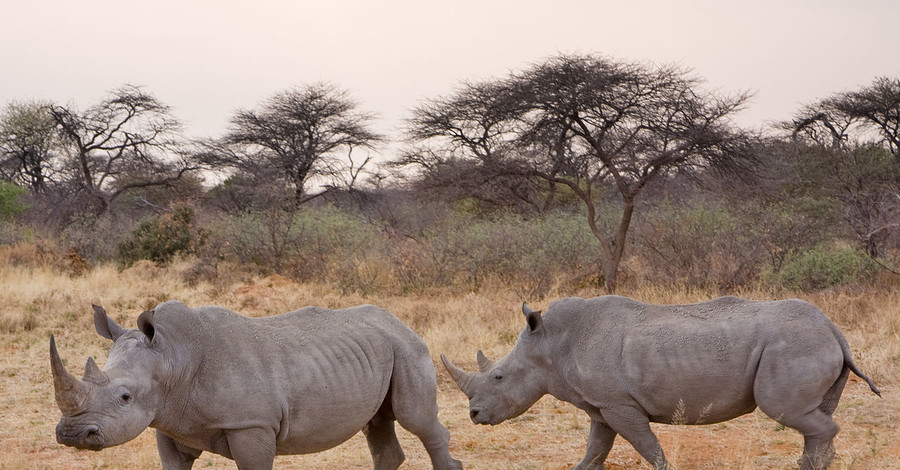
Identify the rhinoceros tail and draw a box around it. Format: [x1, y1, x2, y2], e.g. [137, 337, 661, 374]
[846, 357, 881, 397]
[831, 322, 881, 397]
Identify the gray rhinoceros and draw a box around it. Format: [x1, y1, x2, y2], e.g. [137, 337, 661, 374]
[441, 296, 880, 470]
[51, 301, 463, 470]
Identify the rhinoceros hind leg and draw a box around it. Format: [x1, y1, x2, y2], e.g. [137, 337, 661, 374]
[363, 396, 405, 470]
[818, 367, 850, 417]
[758, 403, 838, 470]
[389, 357, 462, 470]
[780, 410, 839, 470]
[755, 347, 842, 469]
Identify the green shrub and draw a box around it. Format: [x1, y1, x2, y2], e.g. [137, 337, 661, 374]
[408, 211, 600, 291]
[0, 181, 29, 220]
[636, 199, 760, 288]
[216, 204, 389, 292]
[117, 205, 206, 265]
[776, 243, 877, 290]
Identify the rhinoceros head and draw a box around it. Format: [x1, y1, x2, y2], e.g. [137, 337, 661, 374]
[50, 305, 163, 450]
[441, 302, 549, 426]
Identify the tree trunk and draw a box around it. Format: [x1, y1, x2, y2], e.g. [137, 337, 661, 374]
[601, 197, 636, 294]
[602, 259, 619, 294]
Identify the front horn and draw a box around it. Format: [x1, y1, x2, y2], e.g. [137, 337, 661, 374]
[440, 354, 475, 395]
[50, 335, 91, 416]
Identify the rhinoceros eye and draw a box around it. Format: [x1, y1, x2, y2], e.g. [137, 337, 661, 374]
[492, 370, 503, 381]
[121, 392, 131, 402]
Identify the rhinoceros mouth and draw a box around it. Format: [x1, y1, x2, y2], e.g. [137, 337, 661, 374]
[469, 407, 505, 426]
[56, 423, 106, 451]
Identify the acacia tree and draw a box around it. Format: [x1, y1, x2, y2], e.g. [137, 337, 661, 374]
[0, 99, 60, 193]
[405, 54, 756, 292]
[843, 77, 900, 160]
[790, 77, 900, 157]
[48, 85, 196, 214]
[401, 80, 554, 211]
[516, 55, 756, 292]
[789, 77, 900, 259]
[216, 83, 382, 204]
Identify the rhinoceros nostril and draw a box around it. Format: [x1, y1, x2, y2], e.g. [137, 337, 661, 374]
[469, 409, 480, 420]
[83, 426, 101, 442]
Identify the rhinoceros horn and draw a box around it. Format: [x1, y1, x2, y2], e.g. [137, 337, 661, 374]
[50, 335, 92, 416]
[82, 356, 109, 385]
[440, 354, 474, 395]
[476, 350, 495, 372]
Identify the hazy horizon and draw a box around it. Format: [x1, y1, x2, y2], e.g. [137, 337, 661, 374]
[2, 0, 898, 156]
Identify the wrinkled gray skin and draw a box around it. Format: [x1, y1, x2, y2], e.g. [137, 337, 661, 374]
[442, 296, 881, 470]
[51, 301, 462, 470]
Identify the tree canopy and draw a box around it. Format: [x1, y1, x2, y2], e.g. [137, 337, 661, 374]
[403, 53, 757, 292]
[214, 83, 383, 204]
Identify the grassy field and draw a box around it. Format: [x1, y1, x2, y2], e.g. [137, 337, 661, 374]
[0, 257, 897, 469]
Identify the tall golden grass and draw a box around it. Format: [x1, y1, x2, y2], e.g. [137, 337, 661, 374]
[0, 254, 896, 469]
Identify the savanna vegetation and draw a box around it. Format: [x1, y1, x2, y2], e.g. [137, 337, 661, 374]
[1, 53, 898, 468]
[1, 55, 898, 295]
[0, 259, 896, 468]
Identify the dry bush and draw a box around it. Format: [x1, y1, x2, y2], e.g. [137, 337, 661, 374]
[0, 240, 59, 268]
[177, 256, 219, 286]
[0, 240, 94, 278]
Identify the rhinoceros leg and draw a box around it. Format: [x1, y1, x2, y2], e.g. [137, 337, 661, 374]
[573, 419, 617, 470]
[225, 427, 276, 470]
[790, 366, 850, 470]
[773, 410, 838, 470]
[818, 367, 850, 417]
[758, 402, 838, 470]
[156, 432, 201, 470]
[600, 407, 668, 470]
[754, 346, 843, 470]
[363, 396, 406, 470]
[389, 357, 463, 470]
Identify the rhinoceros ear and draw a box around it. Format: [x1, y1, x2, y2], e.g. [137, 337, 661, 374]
[137, 309, 156, 343]
[93, 305, 125, 341]
[522, 302, 543, 332]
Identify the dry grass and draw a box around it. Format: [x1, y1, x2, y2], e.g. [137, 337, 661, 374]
[0, 258, 897, 469]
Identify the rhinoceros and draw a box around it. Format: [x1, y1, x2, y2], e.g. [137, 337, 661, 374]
[50, 301, 463, 470]
[441, 296, 880, 470]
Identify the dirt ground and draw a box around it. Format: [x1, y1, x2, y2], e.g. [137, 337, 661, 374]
[1, 266, 897, 469]
[1, 358, 894, 469]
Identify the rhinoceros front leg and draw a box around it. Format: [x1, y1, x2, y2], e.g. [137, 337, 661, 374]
[573, 419, 617, 470]
[156, 431, 201, 470]
[601, 407, 668, 470]
[225, 427, 276, 470]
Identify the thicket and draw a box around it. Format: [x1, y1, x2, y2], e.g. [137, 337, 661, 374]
[0, 160, 893, 296]
[2, 72, 897, 295]
[117, 205, 207, 266]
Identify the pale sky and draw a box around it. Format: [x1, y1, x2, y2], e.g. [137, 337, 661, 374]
[2, 0, 898, 157]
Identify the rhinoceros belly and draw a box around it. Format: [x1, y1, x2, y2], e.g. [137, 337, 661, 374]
[618, 322, 763, 424]
[274, 333, 395, 454]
